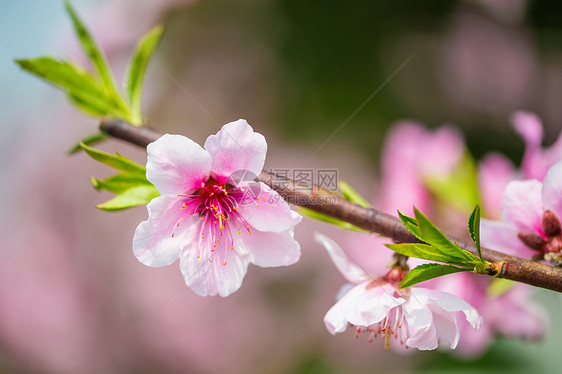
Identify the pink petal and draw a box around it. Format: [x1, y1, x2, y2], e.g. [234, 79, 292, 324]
[542, 161, 562, 220]
[406, 324, 438, 351]
[179, 239, 251, 297]
[146, 134, 211, 195]
[324, 301, 350, 334]
[418, 126, 464, 176]
[428, 303, 460, 349]
[488, 285, 547, 340]
[204, 119, 267, 184]
[238, 183, 302, 233]
[512, 111, 543, 147]
[133, 196, 197, 266]
[238, 228, 301, 268]
[314, 232, 369, 284]
[478, 153, 516, 219]
[402, 292, 434, 332]
[502, 180, 544, 234]
[411, 288, 482, 329]
[339, 283, 405, 327]
[480, 219, 536, 257]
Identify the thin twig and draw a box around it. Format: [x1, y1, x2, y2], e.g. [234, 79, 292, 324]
[99, 118, 562, 293]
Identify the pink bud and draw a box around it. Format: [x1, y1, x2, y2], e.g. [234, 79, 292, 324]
[517, 231, 545, 251]
[542, 210, 561, 238]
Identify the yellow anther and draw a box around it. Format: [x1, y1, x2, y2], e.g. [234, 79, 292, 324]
[209, 259, 213, 263]
[197, 255, 200, 259]
[237, 230, 241, 234]
[222, 261, 227, 265]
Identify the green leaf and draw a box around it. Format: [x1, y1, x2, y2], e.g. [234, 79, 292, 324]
[299, 207, 366, 232]
[96, 185, 159, 211]
[468, 204, 484, 262]
[399, 263, 470, 288]
[65, 1, 131, 119]
[397, 211, 423, 241]
[79, 142, 146, 176]
[91, 173, 152, 194]
[414, 207, 479, 263]
[386, 243, 468, 266]
[125, 25, 163, 125]
[424, 152, 480, 214]
[487, 278, 515, 297]
[68, 132, 109, 154]
[339, 180, 371, 208]
[15, 57, 126, 118]
[65, 2, 115, 92]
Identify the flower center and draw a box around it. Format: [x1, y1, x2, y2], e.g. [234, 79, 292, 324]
[173, 180, 260, 265]
[354, 305, 410, 349]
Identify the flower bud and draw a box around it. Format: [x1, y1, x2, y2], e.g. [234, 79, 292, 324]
[517, 231, 545, 251]
[542, 210, 561, 238]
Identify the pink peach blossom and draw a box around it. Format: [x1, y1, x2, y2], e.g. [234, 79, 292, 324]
[316, 233, 481, 351]
[512, 111, 562, 181]
[481, 160, 562, 261]
[134, 119, 302, 296]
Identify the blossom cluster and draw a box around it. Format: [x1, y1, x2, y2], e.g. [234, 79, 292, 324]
[133, 111, 561, 353]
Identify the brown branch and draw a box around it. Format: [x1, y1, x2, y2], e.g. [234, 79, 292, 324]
[99, 119, 562, 293]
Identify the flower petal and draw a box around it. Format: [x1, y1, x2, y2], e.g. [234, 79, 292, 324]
[238, 183, 302, 233]
[410, 288, 482, 329]
[512, 111, 543, 148]
[146, 134, 211, 195]
[340, 283, 405, 327]
[428, 303, 460, 349]
[314, 232, 369, 284]
[502, 180, 544, 234]
[133, 196, 196, 267]
[478, 153, 516, 219]
[481, 219, 537, 257]
[406, 324, 438, 350]
[324, 301, 350, 335]
[237, 228, 301, 268]
[542, 161, 562, 220]
[179, 239, 251, 297]
[204, 119, 266, 183]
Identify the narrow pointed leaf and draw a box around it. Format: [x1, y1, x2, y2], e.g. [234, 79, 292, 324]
[65, 1, 131, 119]
[399, 263, 470, 288]
[397, 210, 423, 241]
[299, 207, 366, 232]
[386, 243, 468, 266]
[91, 173, 152, 194]
[125, 25, 163, 125]
[15, 57, 126, 118]
[468, 204, 484, 262]
[414, 207, 477, 262]
[96, 185, 159, 211]
[339, 180, 371, 208]
[79, 142, 146, 176]
[65, 1, 116, 93]
[68, 132, 109, 154]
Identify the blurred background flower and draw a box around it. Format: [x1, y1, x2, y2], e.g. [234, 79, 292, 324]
[2, 0, 562, 373]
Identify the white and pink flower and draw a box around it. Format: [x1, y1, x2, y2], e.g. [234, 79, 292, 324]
[133, 119, 302, 296]
[481, 160, 562, 263]
[315, 233, 482, 351]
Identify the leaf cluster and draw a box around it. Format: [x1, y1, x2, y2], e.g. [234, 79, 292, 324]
[386, 206, 490, 288]
[80, 143, 159, 211]
[15, 1, 163, 149]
